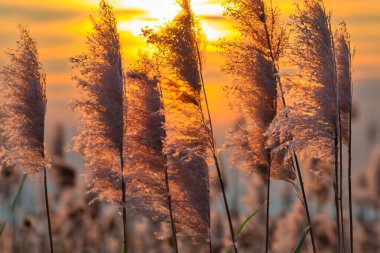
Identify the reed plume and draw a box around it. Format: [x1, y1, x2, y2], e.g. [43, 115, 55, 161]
[335, 22, 353, 145]
[143, 1, 211, 246]
[0, 25, 52, 252]
[0, 26, 46, 174]
[124, 54, 169, 222]
[266, 1, 341, 251]
[222, 43, 295, 183]
[71, 0, 124, 204]
[162, 77, 211, 246]
[335, 21, 354, 253]
[70, 0, 127, 250]
[267, 0, 337, 166]
[223, 0, 287, 63]
[222, 1, 296, 251]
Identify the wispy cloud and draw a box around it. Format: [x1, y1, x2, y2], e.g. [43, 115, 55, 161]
[0, 4, 83, 22]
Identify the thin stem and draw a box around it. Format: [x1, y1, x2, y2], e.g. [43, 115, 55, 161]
[208, 179, 212, 253]
[190, 12, 237, 252]
[213, 153, 238, 253]
[43, 167, 53, 253]
[270, 58, 318, 253]
[265, 152, 271, 253]
[199, 50, 237, 253]
[120, 153, 128, 253]
[339, 112, 346, 252]
[330, 18, 343, 253]
[267, 41, 317, 253]
[164, 165, 179, 253]
[120, 39, 128, 253]
[293, 154, 317, 253]
[259, 3, 317, 249]
[334, 133, 342, 253]
[348, 111, 353, 253]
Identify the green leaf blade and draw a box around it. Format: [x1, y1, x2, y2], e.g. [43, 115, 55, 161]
[237, 201, 266, 238]
[293, 225, 311, 253]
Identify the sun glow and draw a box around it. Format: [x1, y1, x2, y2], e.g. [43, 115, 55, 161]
[115, 0, 227, 41]
[116, 0, 180, 36]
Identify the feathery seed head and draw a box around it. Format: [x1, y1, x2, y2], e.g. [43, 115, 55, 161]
[0, 25, 47, 174]
[267, 0, 337, 166]
[70, 0, 124, 203]
[124, 55, 169, 221]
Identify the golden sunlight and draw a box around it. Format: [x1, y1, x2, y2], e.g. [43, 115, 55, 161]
[117, 0, 180, 36]
[0, 0, 380, 253]
[116, 0, 226, 40]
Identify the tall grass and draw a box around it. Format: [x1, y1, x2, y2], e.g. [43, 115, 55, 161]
[0, 25, 52, 252]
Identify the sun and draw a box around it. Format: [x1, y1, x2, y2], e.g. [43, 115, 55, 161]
[116, 0, 180, 36]
[115, 0, 228, 41]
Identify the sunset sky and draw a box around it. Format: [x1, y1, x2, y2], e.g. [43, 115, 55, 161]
[0, 0, 379, 168]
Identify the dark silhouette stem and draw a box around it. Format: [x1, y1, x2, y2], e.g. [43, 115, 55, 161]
[260, 4, 317, 248]
[293, 154, 317, 253]
[339, 112, 346, 252]
[43, 167, 53, 253]
[265, 152, 271, 253]
[188, 8, 237, 252]
[259, 2, 317, 249]
[330, 18, 343, 253]
[334, 133, 342, 253]
[214, 153, 238, 253]
[120, 153, 128, 253]
[348, 111, 353, 253]
[164, 165, 179, 253]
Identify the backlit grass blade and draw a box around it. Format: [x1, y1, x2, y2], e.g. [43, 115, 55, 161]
[293, 225, 311, 253]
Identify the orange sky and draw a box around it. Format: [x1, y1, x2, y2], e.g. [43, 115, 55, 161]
[0, 0, 379, 152]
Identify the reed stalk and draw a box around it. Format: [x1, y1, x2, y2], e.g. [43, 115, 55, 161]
[334, 132, 342, 253]
[213, 152, 238, 253]
[120, 152, 128, 253]
[190, 13, 238, 253]
[261, 12, 317, 251]
[265, 152, 271, 253]
[348, 111, 353, 253]
[293, 153, 317, 253]
[339, 112, 346, 252]
[43, 167, 53, 253]
[164, 165, 179, 253]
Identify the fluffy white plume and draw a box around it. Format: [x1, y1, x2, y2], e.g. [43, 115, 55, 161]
[124, 55, 169, 221]
[266, 0, 337, 168]
[222, 0, 295, 182]
[143, 0, 204, 93]
[144, 0, 210, 244]
[223, 54, 295, 182]
[335, 22, 353, 144]
[0, 25, 47, 174]
[70, 0, 124, 203]
[223, 0, 287, 62]
[162, 77, 210, 245]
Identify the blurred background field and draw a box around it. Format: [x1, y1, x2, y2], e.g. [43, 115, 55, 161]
[0, 0, 379, 252]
